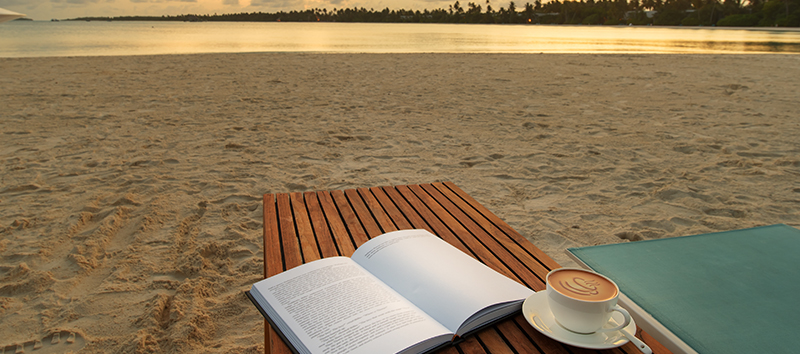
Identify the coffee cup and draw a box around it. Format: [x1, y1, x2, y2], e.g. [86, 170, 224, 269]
[546, 267, 631, 334]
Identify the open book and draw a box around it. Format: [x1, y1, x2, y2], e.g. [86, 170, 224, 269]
[247, 229, 534, 354]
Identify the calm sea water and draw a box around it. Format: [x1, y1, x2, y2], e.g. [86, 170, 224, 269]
[1, 21, 799, 57]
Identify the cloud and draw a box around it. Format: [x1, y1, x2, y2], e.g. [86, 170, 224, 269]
[249, 0, 304, 8]
[0, 0, 38, 6]
[48, 0, 127, 4]
[66, 0, 100, 4]
[45, 0, 92, 4]
[43, 0, 102, 4]
[223, 0, 238, 5]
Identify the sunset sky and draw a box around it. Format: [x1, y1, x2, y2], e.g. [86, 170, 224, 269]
[1, 0, 469, 21]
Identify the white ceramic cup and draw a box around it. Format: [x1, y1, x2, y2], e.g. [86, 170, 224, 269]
[546, 267, 631, 334]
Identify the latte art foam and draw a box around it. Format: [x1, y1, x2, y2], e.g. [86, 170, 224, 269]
[548, 269, 617, 301]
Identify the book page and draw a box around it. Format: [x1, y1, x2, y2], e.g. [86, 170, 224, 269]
[251, 257, 452, 354]
[351, 230, 534, 335]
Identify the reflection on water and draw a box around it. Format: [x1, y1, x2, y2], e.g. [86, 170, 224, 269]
[596, 39, 800, 53]
[694, 40, 800, 53]
[1, 21, 799, 57]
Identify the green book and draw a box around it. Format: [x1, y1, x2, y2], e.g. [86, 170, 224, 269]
[568, 224, 800, 354]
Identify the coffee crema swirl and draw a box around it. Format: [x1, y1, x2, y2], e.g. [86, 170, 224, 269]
[549, 269, 617, 301]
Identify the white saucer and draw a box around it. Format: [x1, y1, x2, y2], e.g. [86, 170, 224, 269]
[522, 292, 637, 350]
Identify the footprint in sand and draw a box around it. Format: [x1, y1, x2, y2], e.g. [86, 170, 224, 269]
[1, 330, 86, 354]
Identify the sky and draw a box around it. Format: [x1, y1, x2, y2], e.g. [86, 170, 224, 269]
[0, 0, 465, 21]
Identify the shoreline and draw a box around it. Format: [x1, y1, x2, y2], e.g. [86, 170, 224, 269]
[2, 49, 799, 61]
[16, 19, 800, 29]
[1, 52, 799, 352]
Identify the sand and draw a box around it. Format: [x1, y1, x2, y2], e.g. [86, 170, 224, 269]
[1, 53, 799, 353]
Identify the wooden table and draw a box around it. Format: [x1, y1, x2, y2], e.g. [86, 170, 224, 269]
[262, 182, 671, 354]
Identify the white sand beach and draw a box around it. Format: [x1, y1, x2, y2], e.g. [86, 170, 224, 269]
[1, 53, 799, 352]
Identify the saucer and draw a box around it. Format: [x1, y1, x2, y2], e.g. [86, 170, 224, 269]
[522, 292, 637, 350]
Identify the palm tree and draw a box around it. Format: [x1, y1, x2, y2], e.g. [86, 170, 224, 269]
[524, 2, 535, 21]
[467, 2, 483, 22]
[454, 1, 464, 13]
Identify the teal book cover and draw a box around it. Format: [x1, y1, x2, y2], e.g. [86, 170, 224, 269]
[569, 224, 800, 354]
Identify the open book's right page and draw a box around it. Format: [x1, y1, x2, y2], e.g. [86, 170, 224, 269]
[351, 229, 534, 335]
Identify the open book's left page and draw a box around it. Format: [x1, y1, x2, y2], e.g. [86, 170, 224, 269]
[250, 257, 453, 354]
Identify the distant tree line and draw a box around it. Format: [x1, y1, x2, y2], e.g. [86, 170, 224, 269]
[70, 0, 800, 27]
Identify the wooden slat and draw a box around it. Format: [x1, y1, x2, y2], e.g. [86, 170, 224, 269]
[389, 185, 472, 255]
[440, 184, 555, 285]
[475, 328, 514, 354]
[262, 194, 280, 354]
[263, 194, 281, 277]
[316, 190, 357, 256]
[357, 187, 398, 233]
[273, 194, 301, 354]
[569, 346, 606, 354]
[381, 185, 434, 232]
[496, 320, 545, 354]
[408, 186, 527, 284]
[370, 186, 414, 229]
[396, 184, 525, 282]
[304, 191, 339, 258]
[418, 183, 545, 290]
[456, 336, 487, 354]
[290, 192, 321, 263]
[278, 194, 306, 354]
[439, 181, 561, 271]
[331, 189, 371, 247]
[344, 188, 383, 238]
[269, 329, 293, 354]
[436, 346, 461, 354]
[266, 321, 272, 354]
[512, 316, 572, 354]
[618, 343, 640, 354]
[277, 193, 302, 271]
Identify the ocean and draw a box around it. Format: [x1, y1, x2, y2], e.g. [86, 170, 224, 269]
[1, 21, 799, 57]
